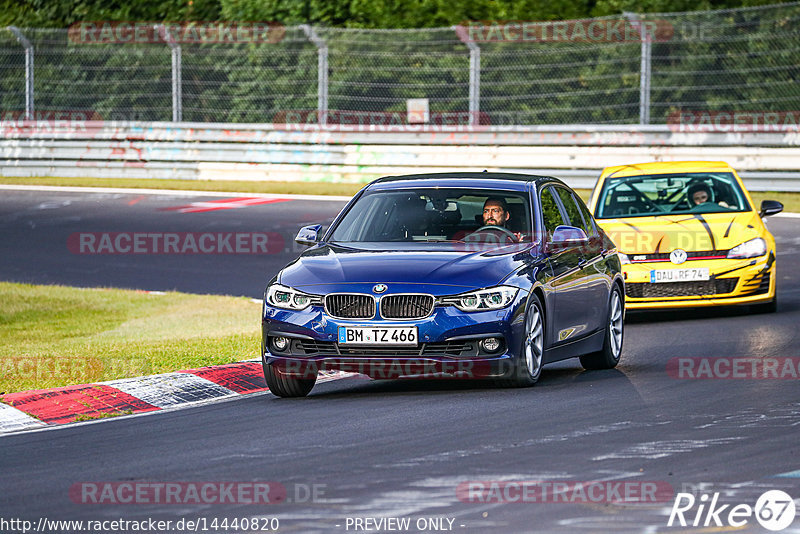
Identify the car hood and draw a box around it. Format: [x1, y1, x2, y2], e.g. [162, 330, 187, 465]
[278, 242, 533, 295]
[596, 211, 766, 254]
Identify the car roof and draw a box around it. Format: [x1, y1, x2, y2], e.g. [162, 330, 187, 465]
[367, 172, 566, 192]
[600, 160, 735, 179]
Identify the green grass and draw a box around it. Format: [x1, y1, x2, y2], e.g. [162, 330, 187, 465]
[0, 176, 365, 197]
[74, 410, 133, 422]
[0, 282, 261, 394]
[748, 191, 800, 213]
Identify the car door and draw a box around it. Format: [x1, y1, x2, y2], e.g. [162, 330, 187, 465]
[540, 185, 591, 347]
[555, 188, 608, 335]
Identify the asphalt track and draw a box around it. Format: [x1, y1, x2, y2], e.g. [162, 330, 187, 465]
[0, 187, 348, 297]
[1, 187, 800, 533]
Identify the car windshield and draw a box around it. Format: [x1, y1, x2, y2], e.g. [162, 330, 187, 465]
[329, 188, 532, 244]
[594, 172, 752, 219]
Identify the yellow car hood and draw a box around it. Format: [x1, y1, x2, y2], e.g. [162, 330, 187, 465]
[597, 211, 763, 254]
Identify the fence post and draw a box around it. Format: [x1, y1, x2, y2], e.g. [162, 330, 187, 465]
[156, 25, 182, 122]
[8, 26, 34, 120]
[468, 42, 481, 126]
[624, 12, 651, 125]
[301, 25, 328, 125]
[452, 26, 480, 126]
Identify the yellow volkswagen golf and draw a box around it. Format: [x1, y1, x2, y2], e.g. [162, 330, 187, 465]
[589, 161, 783, 312]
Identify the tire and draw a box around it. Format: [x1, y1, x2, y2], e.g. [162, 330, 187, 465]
[498, 293, 545, 387]
[751, 295, 777, 314]
[263, 361, 317, 398]
[580, 284, 624, 370]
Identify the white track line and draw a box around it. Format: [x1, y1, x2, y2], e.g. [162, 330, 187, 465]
[0, 184, 353, 202]
[0, 402, 47, 433]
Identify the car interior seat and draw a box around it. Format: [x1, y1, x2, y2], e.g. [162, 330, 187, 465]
[606, 189, 647, 216]
[505, 203, 527, 233]
[396, 196, 428, 239]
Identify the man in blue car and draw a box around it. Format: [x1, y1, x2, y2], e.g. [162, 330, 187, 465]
[480, 197, 522, 241]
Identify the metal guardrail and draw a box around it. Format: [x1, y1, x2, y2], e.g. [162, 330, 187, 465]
[2, 123, 799, 191]
[3, 121, 800, 145]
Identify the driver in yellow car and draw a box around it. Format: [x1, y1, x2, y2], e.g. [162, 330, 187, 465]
[688, 182, 729, 208]
[482, 197, 522, 241]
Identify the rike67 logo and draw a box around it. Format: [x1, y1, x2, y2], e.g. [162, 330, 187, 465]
[668, 490, 796, 531]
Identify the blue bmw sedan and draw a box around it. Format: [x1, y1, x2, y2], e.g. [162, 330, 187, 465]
[262, 173, 625, 397]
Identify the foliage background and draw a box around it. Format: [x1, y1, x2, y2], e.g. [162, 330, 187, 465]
[1, 0, 798, 125]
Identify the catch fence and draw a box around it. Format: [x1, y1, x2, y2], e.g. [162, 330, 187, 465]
[1, 2, 799, 126]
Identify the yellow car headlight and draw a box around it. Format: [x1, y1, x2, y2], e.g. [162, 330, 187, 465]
[727, 238, 767, 259]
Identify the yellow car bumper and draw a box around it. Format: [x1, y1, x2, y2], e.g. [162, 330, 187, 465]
[622, 253, 776, 310]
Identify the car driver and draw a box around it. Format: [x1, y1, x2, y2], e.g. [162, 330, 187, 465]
[482, 197, 523, 241]
[688, 182, 729, 208]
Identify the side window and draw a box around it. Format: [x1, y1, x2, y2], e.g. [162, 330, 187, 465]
[571, 193, 598, 238]
[540, 187, 566, 241]
[554, 187, 584, 229]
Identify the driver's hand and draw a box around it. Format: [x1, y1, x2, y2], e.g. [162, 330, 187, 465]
[719, 201, 730, 208]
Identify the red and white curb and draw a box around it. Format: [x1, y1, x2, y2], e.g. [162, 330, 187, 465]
[0, 363, 352, 434]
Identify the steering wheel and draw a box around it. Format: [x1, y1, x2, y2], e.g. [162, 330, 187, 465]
[466, 225, 518, 242]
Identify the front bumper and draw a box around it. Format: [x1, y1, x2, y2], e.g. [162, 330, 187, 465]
[261, 294, 527, 379]
[621, 252, 775, 310]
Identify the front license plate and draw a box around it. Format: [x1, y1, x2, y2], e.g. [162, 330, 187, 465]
[338, 326, 418, 345]
[650, 268, 710, 283]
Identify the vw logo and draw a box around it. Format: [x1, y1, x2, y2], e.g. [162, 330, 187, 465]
[372, 284, 387, 294]
[670, 249, 688, 265]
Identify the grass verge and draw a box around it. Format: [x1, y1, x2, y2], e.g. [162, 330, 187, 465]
[0, 176, 364, 197]
[0, 282, 261, 394]
[748, 191, 800, 214]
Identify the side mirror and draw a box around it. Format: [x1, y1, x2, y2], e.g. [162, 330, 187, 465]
[295, 224, 322, 246]
[546, 225, 588, 252]
[759, 200, 783, 218]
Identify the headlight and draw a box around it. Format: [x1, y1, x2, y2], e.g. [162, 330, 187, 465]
[727, 238, 767, 259]
[440, 285, 519, 312]
[618, 252, 631, 265]
[265, 284, 322, 310]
